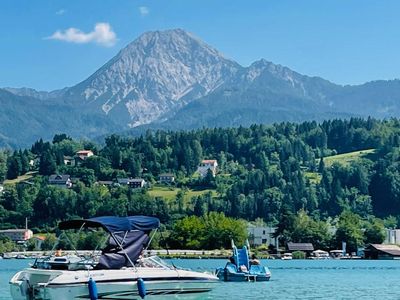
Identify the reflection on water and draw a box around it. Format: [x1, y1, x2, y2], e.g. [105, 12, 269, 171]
[2, 259, 400, 299]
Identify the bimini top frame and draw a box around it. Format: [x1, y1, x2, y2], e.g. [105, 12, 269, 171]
[56, 216, 160, 270]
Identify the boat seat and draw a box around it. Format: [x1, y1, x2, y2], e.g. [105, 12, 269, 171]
[225, 264, 237, 274]
[249, 265, 266, 275]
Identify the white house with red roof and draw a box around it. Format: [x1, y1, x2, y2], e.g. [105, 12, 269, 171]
[76, 150, 94, 160]
[197, 159, 218, 178]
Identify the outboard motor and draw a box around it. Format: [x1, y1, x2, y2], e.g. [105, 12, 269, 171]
[19, 278, 29, 297]
[19, 275, 34, 299]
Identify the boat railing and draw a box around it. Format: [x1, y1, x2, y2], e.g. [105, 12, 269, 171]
[136, 256, 176, 270]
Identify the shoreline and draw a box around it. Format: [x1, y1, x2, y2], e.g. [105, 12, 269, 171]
[2, 249, 272, 259]
[1, 250, 367, 260]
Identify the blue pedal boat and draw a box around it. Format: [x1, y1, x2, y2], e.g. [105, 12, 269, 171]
[215, 242, 271, 282]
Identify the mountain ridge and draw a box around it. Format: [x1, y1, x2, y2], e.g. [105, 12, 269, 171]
[2, 28, 400, 147]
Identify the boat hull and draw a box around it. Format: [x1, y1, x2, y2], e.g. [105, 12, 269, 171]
[215, 267, 271, 282]
[10, 268, 219, 300]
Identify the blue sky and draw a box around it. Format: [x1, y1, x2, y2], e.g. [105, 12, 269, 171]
[1, 0, 400, 91]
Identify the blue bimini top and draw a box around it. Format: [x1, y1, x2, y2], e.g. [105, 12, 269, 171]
[58, 216, 160, 233]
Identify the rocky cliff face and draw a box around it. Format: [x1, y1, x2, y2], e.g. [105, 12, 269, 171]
[65, 29, 241, 127]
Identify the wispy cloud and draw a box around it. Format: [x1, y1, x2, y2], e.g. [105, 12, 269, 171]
[55, 9, 66, 15]
[139, 6, 149, 16]
[46, 23, 117, 47]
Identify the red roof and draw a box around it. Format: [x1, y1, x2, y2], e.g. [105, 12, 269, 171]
[202, 160, 217, 164]
[76, 150, 93, 154]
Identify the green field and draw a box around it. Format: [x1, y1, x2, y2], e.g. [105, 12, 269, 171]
[322, 148, 376, 167]
[3, 171, 36, 185]
[148, 185, 217, 202]
[304, 172, 322, 184]
[305, 149, 377, 184]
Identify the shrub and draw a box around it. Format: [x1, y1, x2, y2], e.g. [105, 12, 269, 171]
[292, 251, 306, 259]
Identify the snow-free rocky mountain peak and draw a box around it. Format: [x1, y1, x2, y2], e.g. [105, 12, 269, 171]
[65, 29, 241, 127]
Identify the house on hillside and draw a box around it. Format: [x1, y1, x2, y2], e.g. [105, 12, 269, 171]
[76, 150, 94, 160]
[96, 180, 115, 187]
[74, 150, 94, 166]
[158, 173, 175, 184]
[197, 160, 218, 178]
[63, 156, 76, 166]
[48, 174, 72, 188]
[117, 178, 146, 189]
[364, 244, 400, 259]
[0, 184, 3, 193]
[286, 242, 314, 256]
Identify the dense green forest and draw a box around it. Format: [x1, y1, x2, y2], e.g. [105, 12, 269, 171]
[1, 117, 400, 251]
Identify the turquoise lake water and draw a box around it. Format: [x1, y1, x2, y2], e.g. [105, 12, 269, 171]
[1, 258, 400, 299]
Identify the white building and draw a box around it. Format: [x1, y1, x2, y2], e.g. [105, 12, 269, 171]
[197, 160, 218, 178]
[76, 150, 94, 160]
[158, 173, 175, 184]
[63, 156, 76, 166]
[0, 229, 33, 241]
[117, 178, 146, 189]
[48, 174, 72, 189]
[385, 229, 400, 244]
[247, 225, 278, 248]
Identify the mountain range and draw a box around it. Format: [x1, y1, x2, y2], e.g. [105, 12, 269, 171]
[2, 28, 400, 148]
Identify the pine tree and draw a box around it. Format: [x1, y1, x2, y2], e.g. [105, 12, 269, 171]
[318, 157, 325, 173]
[39, 151, 57, 175]
[6, 157, 20, 179]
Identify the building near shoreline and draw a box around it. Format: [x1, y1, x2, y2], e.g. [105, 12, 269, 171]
[364, 244, 400, 259]
[0, 229, 33, 242]
[247, 225, 278, 247]
[384, 229, 400, 244]
[286, 242, 314, 255]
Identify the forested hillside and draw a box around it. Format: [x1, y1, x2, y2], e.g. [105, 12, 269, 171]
[1, 117, 400, 250]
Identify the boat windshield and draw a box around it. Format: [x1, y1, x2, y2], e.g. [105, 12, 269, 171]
[33, 254, 98, 271]
[136, 256, 173, 269]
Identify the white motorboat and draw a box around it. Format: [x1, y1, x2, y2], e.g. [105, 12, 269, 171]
[281, 253, 293, 260]
[9, 216, 218, 299]
[310, 250, 330, 260]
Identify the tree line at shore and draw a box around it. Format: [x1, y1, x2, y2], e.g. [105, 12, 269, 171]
[1, 117, 400, 251]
